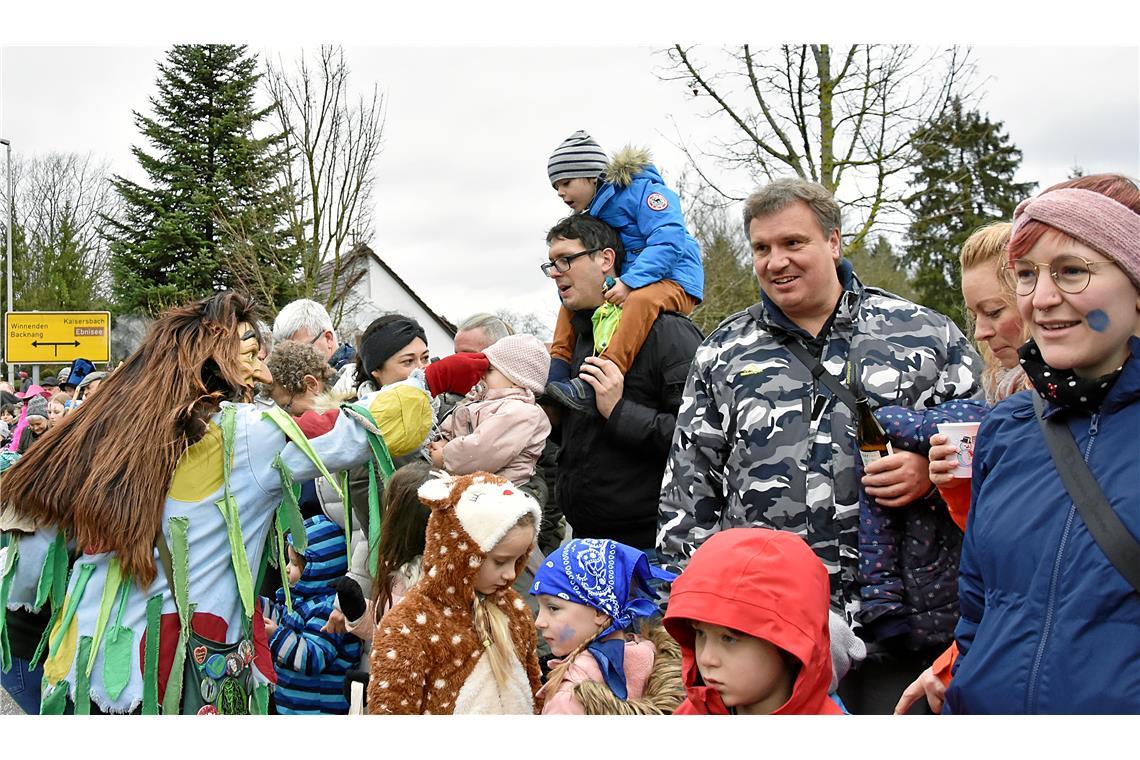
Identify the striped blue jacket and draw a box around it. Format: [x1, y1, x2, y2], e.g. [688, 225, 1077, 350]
[261, 515, 362, 714]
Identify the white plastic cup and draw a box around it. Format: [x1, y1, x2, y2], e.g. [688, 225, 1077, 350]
[936, 422, 982, 478]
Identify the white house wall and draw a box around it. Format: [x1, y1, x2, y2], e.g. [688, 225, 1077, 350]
[335, 257, 456, 358]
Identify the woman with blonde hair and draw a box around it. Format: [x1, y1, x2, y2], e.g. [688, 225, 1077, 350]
[872, 221, 1031, 713]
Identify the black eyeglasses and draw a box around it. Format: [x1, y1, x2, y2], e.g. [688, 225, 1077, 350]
[1004, 254, 1120, 296]
[540, 248, 601, 277]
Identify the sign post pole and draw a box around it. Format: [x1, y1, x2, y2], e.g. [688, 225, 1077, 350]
[1, 137, 12, 386]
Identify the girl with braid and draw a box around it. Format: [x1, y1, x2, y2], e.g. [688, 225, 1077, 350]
[529, 539, 683, 715]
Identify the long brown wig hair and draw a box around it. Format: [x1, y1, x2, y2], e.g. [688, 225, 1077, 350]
[2, 291, 262, 587]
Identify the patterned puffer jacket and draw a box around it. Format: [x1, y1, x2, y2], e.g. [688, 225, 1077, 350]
[858, 399, 989, 652]
[657, 260, 983, 626]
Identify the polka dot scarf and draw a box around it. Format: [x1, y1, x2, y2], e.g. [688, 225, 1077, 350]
[1019, 339, 1124, 414]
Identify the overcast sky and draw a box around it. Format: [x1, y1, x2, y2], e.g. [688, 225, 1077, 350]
[1, 14, 1137, 338]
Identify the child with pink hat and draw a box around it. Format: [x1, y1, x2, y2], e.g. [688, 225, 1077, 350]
[428, 334, 551, 485]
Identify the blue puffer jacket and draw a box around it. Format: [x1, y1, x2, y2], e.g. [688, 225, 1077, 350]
[589, 147, 703, 301]
[945, 337, 1140, 714]
[261, 515, 362, 714]
[855, 399, 989, 651]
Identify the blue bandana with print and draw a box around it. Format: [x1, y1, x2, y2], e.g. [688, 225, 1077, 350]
[530, 539, 675, 699]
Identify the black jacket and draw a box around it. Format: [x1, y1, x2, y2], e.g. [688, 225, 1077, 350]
[553, 309, 702, 550]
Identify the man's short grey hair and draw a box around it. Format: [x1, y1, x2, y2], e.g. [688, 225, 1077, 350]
[742, 178, 843, 241]
[457, 313, 514, 343]
[273, 299, 336, 344]
[256, 320, 274, 354]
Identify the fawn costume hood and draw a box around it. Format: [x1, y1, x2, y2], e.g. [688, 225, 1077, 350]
[367, 472, 542, 714]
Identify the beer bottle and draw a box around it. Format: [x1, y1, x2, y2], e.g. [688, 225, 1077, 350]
[857, 395, 894, 466]
[848, 362, 894, 466]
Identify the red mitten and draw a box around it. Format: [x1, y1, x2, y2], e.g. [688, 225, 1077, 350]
[424, 352, 489, 398]
[296, 408, 340, 438]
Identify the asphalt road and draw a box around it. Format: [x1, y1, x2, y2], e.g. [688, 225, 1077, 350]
[1, 686, 26, 715]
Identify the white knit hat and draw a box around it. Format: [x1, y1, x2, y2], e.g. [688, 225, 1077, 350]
[483, 334, 550, 396]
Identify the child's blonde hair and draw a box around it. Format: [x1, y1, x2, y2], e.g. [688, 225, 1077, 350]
[471, 510, 537, 688]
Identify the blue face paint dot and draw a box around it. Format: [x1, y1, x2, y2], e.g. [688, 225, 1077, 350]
[1087, 309, 1110, 332]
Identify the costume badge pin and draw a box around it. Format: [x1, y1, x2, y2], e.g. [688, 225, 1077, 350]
[200, 677, 218, 704]
[193, 646, 208, 665]
[238, 639, 254, 665]
[646, 192, 668, 211]
[197, 704, 218, 716]
[204, 653, 227, 680]
[225, 652, 244, 677]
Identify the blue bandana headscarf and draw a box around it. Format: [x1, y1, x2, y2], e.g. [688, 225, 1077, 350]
[529, 539, 676, 699]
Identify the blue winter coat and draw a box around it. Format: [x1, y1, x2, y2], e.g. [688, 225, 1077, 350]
[945, 337, 1140, 713]
[589, 148, 703, 301]
[261, 515, 362, 714]
[855, 399, 989, 651]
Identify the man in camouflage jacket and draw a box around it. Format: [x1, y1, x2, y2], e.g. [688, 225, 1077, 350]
[656, 179, 982, 713]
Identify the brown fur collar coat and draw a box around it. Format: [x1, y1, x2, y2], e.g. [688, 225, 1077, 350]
[367, 472, 542, 714]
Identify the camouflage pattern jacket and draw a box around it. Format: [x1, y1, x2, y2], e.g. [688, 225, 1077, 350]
[657, 261, 983, 624]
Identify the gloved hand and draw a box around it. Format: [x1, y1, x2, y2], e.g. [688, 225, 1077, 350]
[334, 576, 366, 622]
[423, 352, 489, 398]
[829, 609, 867, 693]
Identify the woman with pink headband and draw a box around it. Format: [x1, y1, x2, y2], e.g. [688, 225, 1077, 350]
[941, 174, 1140, 713]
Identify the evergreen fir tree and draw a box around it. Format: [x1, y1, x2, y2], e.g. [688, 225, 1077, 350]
[904, 97, 1035, 330]
[106, 44, 295, 315]
[845, 235, 916, 303]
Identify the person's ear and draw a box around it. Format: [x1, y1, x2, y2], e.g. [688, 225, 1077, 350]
[593, 610, 612, 629]
[302, 374, 321, 394]
[600, 247, 618, 273]
[827, 228, 841, 263]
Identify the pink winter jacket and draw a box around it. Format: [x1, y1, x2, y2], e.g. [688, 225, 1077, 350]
[438, 387, 551, 484]
[538, 636, 657, 714]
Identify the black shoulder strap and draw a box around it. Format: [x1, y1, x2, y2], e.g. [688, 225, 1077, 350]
[1032, 393, 1140, 595]
[781, 336, 859, 415]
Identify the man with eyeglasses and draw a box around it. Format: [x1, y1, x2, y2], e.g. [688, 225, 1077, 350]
[540, 214, 702, 554]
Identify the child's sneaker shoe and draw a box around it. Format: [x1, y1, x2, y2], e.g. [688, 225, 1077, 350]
[545, 377, 597, 416]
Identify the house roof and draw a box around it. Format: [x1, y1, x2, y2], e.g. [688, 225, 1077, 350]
[319, 243, 457, 337]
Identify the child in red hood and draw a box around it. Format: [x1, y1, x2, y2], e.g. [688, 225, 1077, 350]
[663, 527, 843, 715]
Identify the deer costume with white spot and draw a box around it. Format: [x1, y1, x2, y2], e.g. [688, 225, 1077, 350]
[367, 472, 542, 714]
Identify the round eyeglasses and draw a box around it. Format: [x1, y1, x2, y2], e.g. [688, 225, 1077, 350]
[1004, 254, 1120, 296]
[539, 248, 601, 277]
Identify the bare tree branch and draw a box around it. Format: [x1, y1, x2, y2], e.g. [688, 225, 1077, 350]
[263, 45, 385, 321]
[658, 44, 975, 251]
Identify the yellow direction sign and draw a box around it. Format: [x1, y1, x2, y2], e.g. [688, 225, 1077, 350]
[5, 311, 111, 364]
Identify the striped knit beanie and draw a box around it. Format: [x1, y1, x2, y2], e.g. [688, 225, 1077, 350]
[547, 130, 608, 185]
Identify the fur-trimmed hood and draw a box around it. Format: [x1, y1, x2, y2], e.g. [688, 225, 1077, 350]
[604, 145, 654, 188]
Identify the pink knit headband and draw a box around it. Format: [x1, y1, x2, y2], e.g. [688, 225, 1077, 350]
[1011, 187, 1140, 290]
